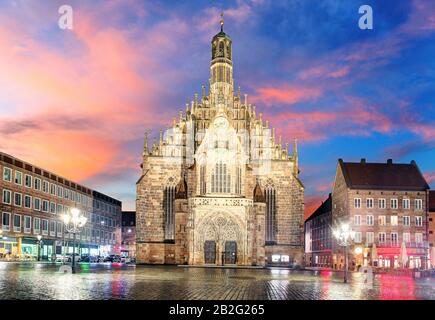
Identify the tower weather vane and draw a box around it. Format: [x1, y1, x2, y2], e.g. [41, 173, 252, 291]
[220, 12, 224, 31]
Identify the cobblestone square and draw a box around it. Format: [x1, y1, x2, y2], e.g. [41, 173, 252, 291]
[0, 262, 434, 300]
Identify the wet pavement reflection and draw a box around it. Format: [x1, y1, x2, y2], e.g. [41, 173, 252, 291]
[0, 262, 434, 300]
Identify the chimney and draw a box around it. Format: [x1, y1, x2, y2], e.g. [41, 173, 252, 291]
[387, 159, 393, 164]
[410, 160, 416, 166]
[361, 158, 366, 164]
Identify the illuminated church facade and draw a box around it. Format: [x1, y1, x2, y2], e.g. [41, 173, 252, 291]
[136, 18, 304, 266]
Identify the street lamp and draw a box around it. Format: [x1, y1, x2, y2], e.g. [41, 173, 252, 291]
[37, 234, 42, 261]
[333, 223, 355, 283]
[63, 208, 87, 274]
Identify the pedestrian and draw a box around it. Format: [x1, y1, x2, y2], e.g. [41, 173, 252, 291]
[360, 266, 373, 289]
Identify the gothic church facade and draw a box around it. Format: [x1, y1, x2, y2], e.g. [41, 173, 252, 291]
[136, 19, 304, 266]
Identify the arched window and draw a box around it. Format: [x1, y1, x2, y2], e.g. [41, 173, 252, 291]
[219, 41, 224, 57]
[212, 42, 217, 59]
[163, 186, 175, 240]
[265, 187, 276, 243]
[211, 162, 231, 193]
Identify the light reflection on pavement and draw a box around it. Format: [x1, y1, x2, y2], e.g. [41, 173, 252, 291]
[0, 262, 434, 300]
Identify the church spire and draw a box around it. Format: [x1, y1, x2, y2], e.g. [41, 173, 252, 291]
[293, 138, 299, 176]
[143, 132, 148, 155]
[210, 13, 233, 105]
[220, 12, 224, 32]
[293, 138, 298, 158]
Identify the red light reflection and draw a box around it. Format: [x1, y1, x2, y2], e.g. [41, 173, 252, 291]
[378, 274, 415, 300]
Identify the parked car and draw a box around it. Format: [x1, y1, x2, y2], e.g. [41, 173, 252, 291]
[80, 255, 98, 263]
[121, 256, 131, 264]
[63, 253, 81, 263]
[104, 254, 121, 263]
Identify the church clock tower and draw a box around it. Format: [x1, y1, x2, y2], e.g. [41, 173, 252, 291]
[210, 13, 234, 109]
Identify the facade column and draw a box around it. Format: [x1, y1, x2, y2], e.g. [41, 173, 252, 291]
[17, 237, 22, 257]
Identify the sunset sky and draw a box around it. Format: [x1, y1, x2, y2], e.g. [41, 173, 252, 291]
[0, 0, 434, 218]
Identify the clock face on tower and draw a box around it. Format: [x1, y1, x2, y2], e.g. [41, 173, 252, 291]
[214, 116, 229, 129]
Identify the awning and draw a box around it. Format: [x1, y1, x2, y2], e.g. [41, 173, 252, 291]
[22, 237, 38, 245]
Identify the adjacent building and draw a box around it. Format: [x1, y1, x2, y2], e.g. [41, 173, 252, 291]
[0, 151, 122, 260]
[121, 211, 136, 258]
[92, 191, 123, 256]
[332, 158, 430, 270]
[136, 19, 305, 266]
[304, 194, 332, 268]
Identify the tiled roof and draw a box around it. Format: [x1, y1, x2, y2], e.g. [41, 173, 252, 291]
[339, 159, 429, 191]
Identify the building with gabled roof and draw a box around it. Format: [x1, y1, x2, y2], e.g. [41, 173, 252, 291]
[304, 194, 332, 268]
[332, 158, 430, 270]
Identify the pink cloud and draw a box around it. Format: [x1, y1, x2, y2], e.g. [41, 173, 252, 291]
[400, 0, 435, 34]
[304, 195, 326, 220]
[342, 96, 394, 134]
[0, 125, 118, 181]
[298, 65, 350, 80]
[317, 182, 333, 192]
[407, 123, 435, 142]
[256, 94, 395, 143]
[253, 85, 323, 107]
[0, 4, 186, 187]
[424, 172, 435, 185]
[328, 66, 350, 78]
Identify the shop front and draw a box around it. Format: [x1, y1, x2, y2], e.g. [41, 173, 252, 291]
[41, 239, 55, 260]
[76, 243, 99, 256]
[360, 246, 426, 269]
[0, 236, 18, 258]
[21, 237, 39, 258]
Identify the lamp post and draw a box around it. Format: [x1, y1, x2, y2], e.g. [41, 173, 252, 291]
[37, 234, 42, 261]
[333, 223, 355, 283]
[63, 208, 87, 274]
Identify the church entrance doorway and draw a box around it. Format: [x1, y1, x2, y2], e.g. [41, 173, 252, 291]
[204, 241, 216, 264]
[224, 241, 237, 264]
